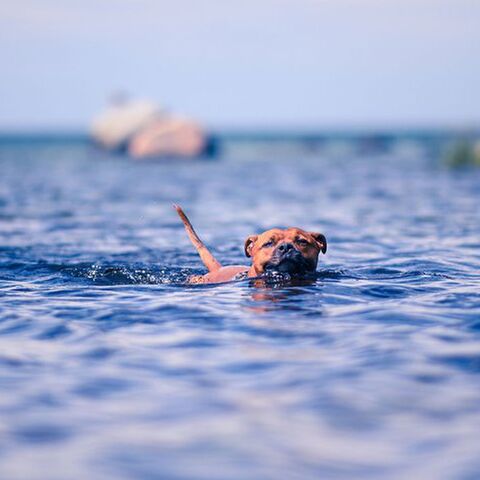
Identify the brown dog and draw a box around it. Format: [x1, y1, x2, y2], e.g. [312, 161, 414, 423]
[174, 205, 327, 284]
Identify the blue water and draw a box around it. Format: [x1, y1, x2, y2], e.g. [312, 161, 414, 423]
[1, 139, 480, 480]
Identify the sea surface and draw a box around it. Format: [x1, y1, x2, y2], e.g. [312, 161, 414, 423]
[1, 136, 480, 480]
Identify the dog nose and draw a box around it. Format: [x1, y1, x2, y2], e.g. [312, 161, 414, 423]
[277, 242, 293, 253]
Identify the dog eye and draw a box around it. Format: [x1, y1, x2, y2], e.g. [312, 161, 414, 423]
[262, 240, 274, 248]
[296, 238, 308, 246]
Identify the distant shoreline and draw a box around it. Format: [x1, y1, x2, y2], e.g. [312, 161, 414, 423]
[0, 127, 479, 145]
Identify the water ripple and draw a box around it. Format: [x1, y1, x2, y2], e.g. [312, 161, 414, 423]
[1, 145, 480, 479]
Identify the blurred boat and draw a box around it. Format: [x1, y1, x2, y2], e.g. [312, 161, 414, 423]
[128, 116, 210, 160]
[90, 97, 215, 159]
[91, 99, 160, 152]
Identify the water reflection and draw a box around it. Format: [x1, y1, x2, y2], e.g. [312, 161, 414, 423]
[245, 274, 322, 313]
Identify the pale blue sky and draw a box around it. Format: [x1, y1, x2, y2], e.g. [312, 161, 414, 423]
[1, 0, 479, 130]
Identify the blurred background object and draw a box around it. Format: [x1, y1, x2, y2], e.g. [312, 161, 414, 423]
[127, 115, 212, 159]
[91, 95, 160, 151]
[91, 95, 215, 158]
[444, 138, 480, 168]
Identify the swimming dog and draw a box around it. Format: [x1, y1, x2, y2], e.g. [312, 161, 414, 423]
[174, 205, 327, 284]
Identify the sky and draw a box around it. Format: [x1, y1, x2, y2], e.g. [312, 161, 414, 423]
[0, 0, 479, 131]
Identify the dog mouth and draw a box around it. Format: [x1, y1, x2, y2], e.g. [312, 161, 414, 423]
[264, 250, 314, 275]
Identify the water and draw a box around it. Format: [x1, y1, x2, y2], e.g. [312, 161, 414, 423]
[1, 138, 480, 480]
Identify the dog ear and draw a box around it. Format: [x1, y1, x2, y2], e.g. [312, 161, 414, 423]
[310, 233, 327, 254]
[244, 235, 258, 258]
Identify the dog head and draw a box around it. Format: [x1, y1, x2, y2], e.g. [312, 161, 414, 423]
[244, 228, 327, 276]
